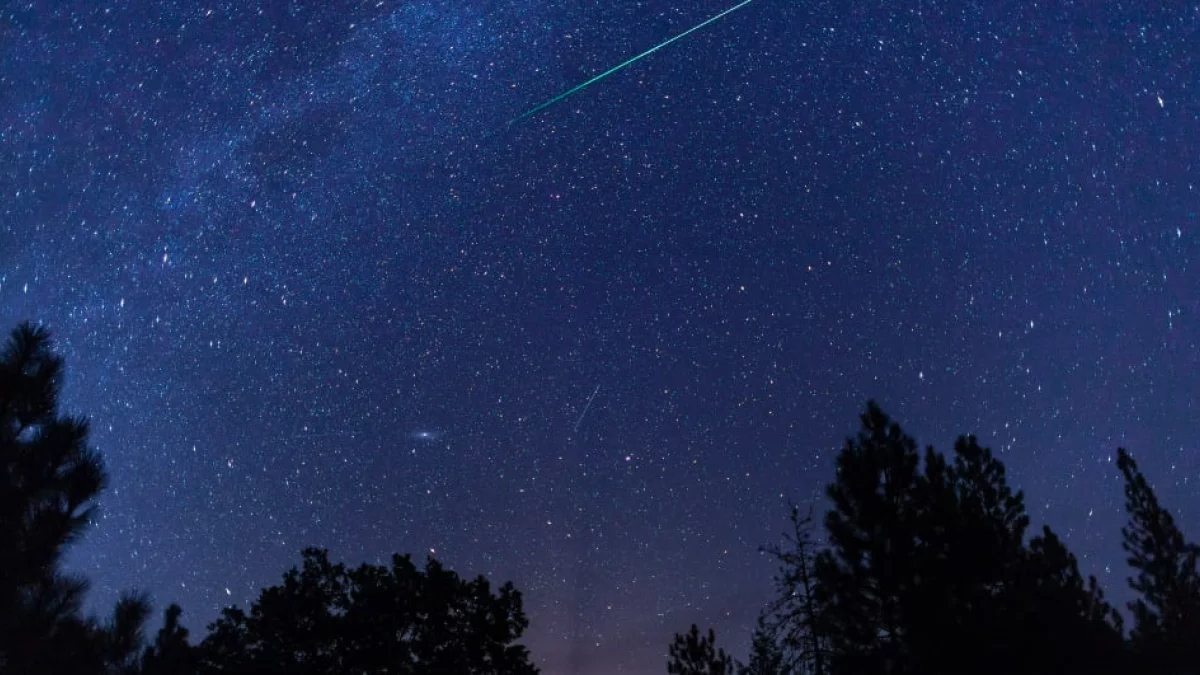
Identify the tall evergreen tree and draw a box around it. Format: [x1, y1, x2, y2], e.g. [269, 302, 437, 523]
[667, 624, 735, 675]
[1117, 446, 1200, 672]
[1004, 525, 1125, 674]
[811, 402, 1124, 675]
[761, 504, 824, 675]
[0, 323, 104, 669]
[812, 402, 924, 675]
[903, 435, 1033, 675]
[0, 322, 151, 674]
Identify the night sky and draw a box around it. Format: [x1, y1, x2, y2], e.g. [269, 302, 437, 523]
[2, 1, 1198, 673]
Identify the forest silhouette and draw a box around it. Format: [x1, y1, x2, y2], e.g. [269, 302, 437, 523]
[2, 320, 1198, 674]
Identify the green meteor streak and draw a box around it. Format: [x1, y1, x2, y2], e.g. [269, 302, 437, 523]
[511, 0, 755, 124]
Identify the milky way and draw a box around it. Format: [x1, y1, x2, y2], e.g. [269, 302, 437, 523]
[2, 2, 1198, 673]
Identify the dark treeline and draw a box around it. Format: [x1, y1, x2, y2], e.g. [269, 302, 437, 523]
[4, 321, 1199, 675]
[0, 323, 536, 675]
[668, 403, 1200, 675]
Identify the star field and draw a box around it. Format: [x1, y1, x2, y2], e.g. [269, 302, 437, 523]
[2, 2, 1199, 673]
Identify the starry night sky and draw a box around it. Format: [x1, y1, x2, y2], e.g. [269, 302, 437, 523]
[2, 1, 1199, 673]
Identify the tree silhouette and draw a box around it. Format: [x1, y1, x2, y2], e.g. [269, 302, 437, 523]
[197, 547, 538, 675]
[142, 603, 197, 675]
[101, 592, 154, 675]
[1117, 446, 1200, 672]
[1005, 525, 1125, 674]
[761, 504, 824, 675]
[903, 433, 1033, 675]
[18, 321, 1200, 675]
[739, 617, 791, 675]
[0, 322, 151, 674]
[667, 624, 735, 675]
[810, 402, 1124, 675]
[811, 402, 924, 675]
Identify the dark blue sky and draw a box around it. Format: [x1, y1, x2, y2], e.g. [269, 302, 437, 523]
[2, 1, 1198, 673]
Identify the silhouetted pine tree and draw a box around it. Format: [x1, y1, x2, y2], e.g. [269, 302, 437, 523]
[1004, 525, 1125, 674]
[761, 504, 825, 675]
[912, 434, 1122, 675]
[739, 617, 792, 675]
[101, 592, 153, 675]
[667, 624, 736, 675]
[812, 402, 924, 675]
[1118, 446, 1200, 673]
[141, 603, 197, 675]
[197, 547, 538, 675]
[0, 322, 151, 674]
[904, 434, 1033, 675]
[812, 402, 1124, 675]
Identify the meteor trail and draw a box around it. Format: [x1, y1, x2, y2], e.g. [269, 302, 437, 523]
[511, 0, 755, 124]
[574, 384, 601, 433]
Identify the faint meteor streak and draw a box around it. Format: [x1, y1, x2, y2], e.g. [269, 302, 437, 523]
[574, 385, 601, 433]
[511, 0, 756, 124]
